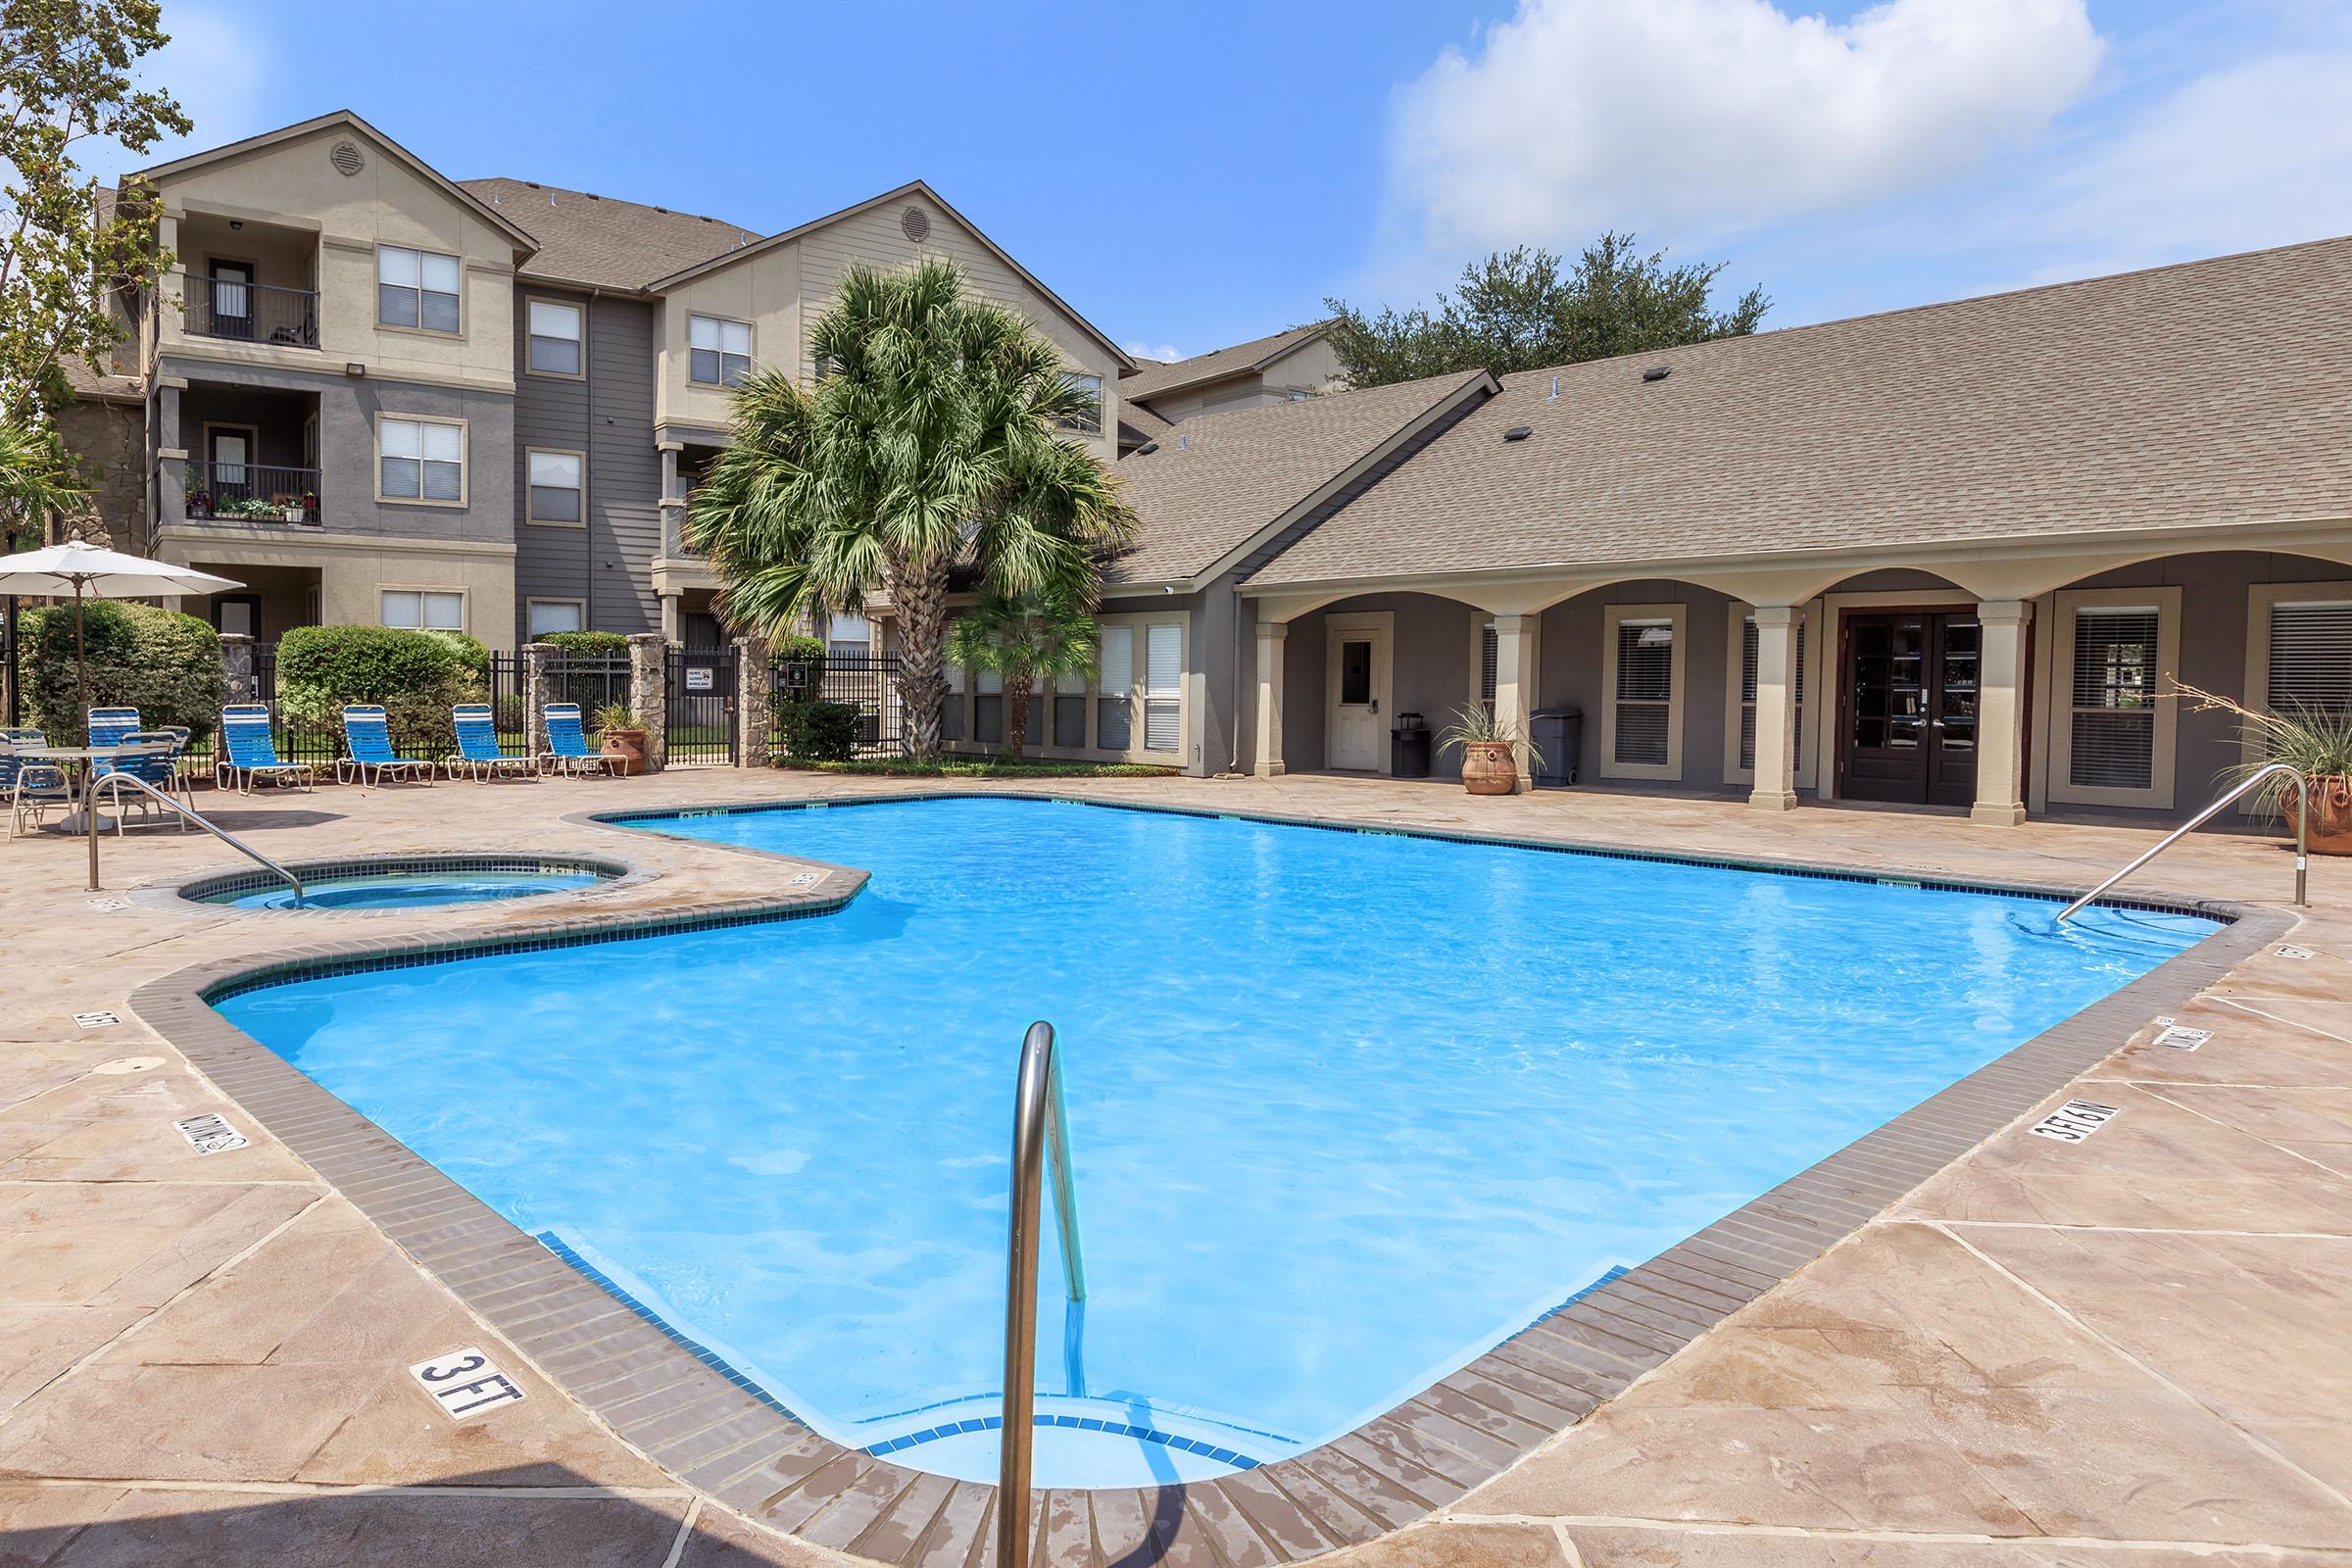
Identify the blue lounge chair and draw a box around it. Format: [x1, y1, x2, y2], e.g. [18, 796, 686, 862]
[1, 729, 72, 840]
[86, 707, 141, 780]
[539, 703, 620, 778]
[447, 703, 535, 781]
[90, 732, 190, 832]
[337, 705, 434, 787]
[216, 706, 315, 793]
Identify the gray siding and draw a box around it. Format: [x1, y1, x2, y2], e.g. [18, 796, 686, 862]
[512, 286, 593, 631]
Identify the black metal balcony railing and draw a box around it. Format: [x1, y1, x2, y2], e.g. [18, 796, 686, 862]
[183, 460, 321, 524]
[185, 276, 320, 348]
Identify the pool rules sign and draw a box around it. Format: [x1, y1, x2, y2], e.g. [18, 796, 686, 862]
[409, 1348, 527, 1421]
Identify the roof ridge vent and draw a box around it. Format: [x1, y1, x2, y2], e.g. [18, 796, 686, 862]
[1642, 366, 1671, 382]
[1502, 425, 1533, 443]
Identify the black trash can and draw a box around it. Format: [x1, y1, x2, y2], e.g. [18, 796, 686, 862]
[1391, 711, 1431, 779]
[1531, 707, 1581, 787]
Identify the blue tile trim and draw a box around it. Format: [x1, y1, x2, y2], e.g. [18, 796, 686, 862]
[1524, 1263, 1632, 1333]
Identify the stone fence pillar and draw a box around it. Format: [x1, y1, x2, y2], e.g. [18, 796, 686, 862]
[522, 641, 555, 760]
[627, 632, 666, 771]
[219, 633, 258, 705]
[735, 637, 771, 767]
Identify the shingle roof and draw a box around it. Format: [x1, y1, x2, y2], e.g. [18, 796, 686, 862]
[1252, 237, 2352, 587]
[1115, 397, 1173, 450]
[460, 178, 761, 292]
[1117, 320, 1333, 405]
[1111, 369, 1490, 584]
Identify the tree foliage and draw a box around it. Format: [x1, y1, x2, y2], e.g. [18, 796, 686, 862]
[275, 624, 486, 754]
[687, 258, 1134, 759]
[1323, 234, 1769, 388]
[18, 595, 219, 740]
[946, 587, 1099, 757]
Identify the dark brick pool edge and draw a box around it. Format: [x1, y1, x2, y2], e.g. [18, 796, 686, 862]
[126, 790, 2298, 1568]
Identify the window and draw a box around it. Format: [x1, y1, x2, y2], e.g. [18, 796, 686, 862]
[2068, 607, 2162, 790]
[1480, 622, 1498, 711]
[827, 612, 872, 662]
[1144, 623, 1182, 753]
[528, 600, 584, 637]
[527, 450, 583, 524]
[1602, 605, 1683, 778]
[1056, 372, 1103, 435]
[527, 299, 582, 375]
[2267, 600, 2352, 716]
[1738, 614, 1807, 772]
[1054, 664, 1087, 749]
[689, 315, 753, 386]
[974, 666, 1004, 745]
[382, 590, 463, 630]
[942, 662, 964, 742]
[378, 245, 461, 332]
[379, 417, 464, 502]
[1098, 625, 1133, 750]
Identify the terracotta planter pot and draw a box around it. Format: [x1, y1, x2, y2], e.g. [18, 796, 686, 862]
[1460, 740, 1518, 796]
[2309, 773, 2352, 855]
[600, 728, 647, 777]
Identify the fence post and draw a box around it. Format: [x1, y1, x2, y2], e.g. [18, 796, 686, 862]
[523, 641, 555, 761]
[628, 633, 666, 772]
[219, 632, 257, 705]
[735, 636, 771, 767]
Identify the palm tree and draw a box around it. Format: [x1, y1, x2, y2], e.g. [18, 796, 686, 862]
[949, 588, 1099, 757]
[687, 259, 1133, 759]
[0, 422, 87, 551]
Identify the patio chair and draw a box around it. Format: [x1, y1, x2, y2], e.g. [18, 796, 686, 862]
[216, 706, 316, 793]
[447, 703, 536, 782]
[336, 706, 434, 787]
[1, 731, 72, 841]
[539, 703, 620, 778]
[85, 708, 141, 780]
[88, 734, 189, 833]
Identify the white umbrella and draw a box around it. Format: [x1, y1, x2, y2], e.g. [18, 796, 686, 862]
[0, 539, 242, 730]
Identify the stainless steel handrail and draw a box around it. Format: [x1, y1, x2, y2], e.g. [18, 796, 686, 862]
[996, 1020, 1085, 1568]
[94, 771, 306, 906]
[2056, 761, 2308, 922]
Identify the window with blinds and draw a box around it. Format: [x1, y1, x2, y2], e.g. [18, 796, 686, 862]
[1737, 616, 1806, 771]
[1613, 619, 1674, 766]
[2069, 606, 2161, 790]
[1054, 664, 1087, 748]
[1098, 626, 1133, 751]
[1480, 622, 1498, 711]
[2268, 601, 2352, 716]
[973, 666, 1003, 745]
[941, 662, 963, 743]
[1144, 623, 1182, 753]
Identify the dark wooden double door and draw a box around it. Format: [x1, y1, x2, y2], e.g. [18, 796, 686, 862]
[1838, 612, 1981, 807]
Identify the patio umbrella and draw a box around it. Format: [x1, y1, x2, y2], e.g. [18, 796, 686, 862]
[0, 539, 241, 731]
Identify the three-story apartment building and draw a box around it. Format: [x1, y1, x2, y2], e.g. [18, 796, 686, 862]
[92, 111, 1130, 650]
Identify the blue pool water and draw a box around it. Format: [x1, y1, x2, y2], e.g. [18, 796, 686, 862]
[214, 797, 2215, 1486]
[196, 868, 603, 910]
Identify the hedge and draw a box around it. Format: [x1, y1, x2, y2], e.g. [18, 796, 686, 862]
[776, 699, 860, 761]
[275, 624, 486, 754]
[19, 600, 224, 743]
[539, 630, 630, 657]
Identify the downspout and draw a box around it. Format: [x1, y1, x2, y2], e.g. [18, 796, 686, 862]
[1226, 574, 1244, 776]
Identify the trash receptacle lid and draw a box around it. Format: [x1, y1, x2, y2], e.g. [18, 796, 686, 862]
[1395, 711, 1426, 730]
[1531, 706, 1582, 719]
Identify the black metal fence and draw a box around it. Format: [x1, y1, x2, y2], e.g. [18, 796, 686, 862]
[666, 645, 737, 765]
[543, 653, 630, 728]
[772, 651, 906, 760]
[183, 644, 528, 777]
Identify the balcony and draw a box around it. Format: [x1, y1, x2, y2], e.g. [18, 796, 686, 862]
[183, 460, 321, 525]
[185, 276, 320, 349]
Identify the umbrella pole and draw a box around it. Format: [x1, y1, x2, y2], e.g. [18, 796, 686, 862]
[76, 582, 98, 891]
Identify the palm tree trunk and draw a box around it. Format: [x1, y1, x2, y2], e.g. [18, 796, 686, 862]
[889, 552, 951, 760]
[1004, 656, 1035, 756]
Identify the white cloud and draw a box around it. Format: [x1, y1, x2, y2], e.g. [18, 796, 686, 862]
[1122, 339, 1184, 363]
[88, 5, 272, 181]
[1386, 0, 2104, 261]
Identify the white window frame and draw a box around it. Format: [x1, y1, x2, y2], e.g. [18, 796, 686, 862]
[525, 446, 586, 526]
[527, 598, 585, 638]
[381, 587, 466, 632]
[1600, 603, 1685, 781]
[1723, 603, 1819, 790]
[525, 296, 584, 377]
[1056, 371, 1103, 435]
[376, 415, 467, 507]
[2047, 586, 2181, 809]
[376, 244, 463, 335]
[688, 314, 754, 387]
[2241, 579, 2352, 811]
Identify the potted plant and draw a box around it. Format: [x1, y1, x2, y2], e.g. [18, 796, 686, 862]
[2180, 681, 2352, 853]
[1439, 704, 1544, 796]
[594, 700, 649, 776]
[187, 488, 212, 518]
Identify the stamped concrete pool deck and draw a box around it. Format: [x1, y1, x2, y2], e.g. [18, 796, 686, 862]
[0, 767, 2346, 1568]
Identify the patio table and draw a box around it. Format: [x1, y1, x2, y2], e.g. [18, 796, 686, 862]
[17, 745, 122, 835]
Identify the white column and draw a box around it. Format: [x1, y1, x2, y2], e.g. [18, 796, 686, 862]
[1493, 612, 1540, 791]
[1972, 599, 2034, 826]
[1253, 619, 1287, 777]
[1749, 605, 1800, 812]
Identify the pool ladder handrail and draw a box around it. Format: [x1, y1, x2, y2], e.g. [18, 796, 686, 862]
[94, 771, 306, 907]
[997, 1020, 1085, 1568]
[2056, 761, 2307, 922]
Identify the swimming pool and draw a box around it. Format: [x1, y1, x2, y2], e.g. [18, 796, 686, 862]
[181, 854, 618, 910]
[211, 796, 2215, 1487]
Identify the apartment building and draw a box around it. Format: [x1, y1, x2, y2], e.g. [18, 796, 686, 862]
[84, 111, 1129, 650]
[1112, 321, 1341, 452]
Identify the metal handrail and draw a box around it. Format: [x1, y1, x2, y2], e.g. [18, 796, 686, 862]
[996, 1020, 1085, 1568]
[93, 770, 305, 906]
[2056, 761, 2309, 922]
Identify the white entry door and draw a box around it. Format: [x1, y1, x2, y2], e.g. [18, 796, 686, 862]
[1327, 619, 1390, 771]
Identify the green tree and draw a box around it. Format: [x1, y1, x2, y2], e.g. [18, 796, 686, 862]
[1324, 234, 1769, 388]
[947, 587, 1098, 757]
[688, 258, 1133, 759]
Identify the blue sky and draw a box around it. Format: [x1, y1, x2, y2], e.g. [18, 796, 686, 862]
[112, 0, 2352, 362]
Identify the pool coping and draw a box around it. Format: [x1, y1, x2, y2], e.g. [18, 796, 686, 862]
[125, 787, 2299, 1568]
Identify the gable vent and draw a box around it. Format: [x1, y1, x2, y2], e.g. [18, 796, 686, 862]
[901, 206, 931, 243]
[328, 140, 365, 177]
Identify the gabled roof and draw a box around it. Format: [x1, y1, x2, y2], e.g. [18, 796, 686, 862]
[1116, 320, 1333, 405]
[461, 178, 761, 292]
[1115, 398, 1174, 451]
[650, 179, 1133, 370]
[1251, 235, 2352, 589]
[1110, 368, 1494, 587]
[137, 111, 540, 254]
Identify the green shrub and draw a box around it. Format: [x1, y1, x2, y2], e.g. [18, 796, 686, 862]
[19, 600, 224, 743]
[275, 624, 485, 756]
[777, 699, 859, 761]
[540, 629, 630, 657]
